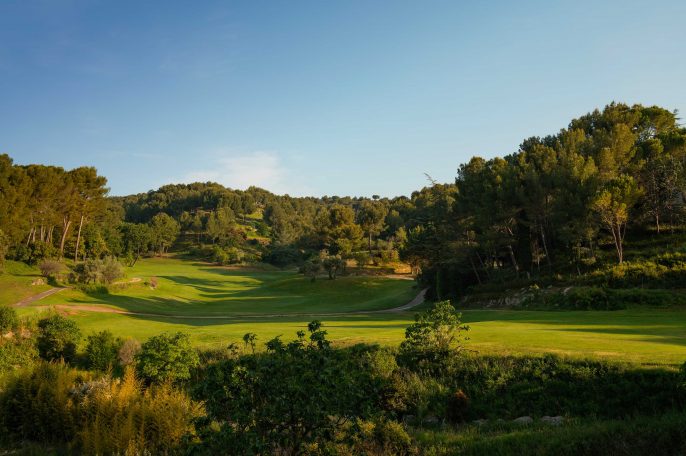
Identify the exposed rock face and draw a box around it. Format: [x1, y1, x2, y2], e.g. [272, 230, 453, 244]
[541, 416, 564, 426]
[513, 416, 533, 425]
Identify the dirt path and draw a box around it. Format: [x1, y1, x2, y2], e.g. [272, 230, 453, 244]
[47, 288, 429, 320]
[15, 287, 69, 307]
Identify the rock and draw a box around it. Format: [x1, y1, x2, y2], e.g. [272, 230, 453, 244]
[472, 419, 488, 426]
[513, 416, 533, 425]
[424, 416, 440, 425]
[403, 415, 415, 424]
[31, 278, 45, 286]
[541, 416, 564, 426]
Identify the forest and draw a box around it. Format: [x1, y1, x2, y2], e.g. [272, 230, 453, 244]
[2, 102, 686, 295]
[2, 102, 686, 455]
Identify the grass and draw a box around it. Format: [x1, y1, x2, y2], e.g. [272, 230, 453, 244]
[39, 256, 418, 315]
[7, 256, 686, 365]
[0, 261, 51, 304]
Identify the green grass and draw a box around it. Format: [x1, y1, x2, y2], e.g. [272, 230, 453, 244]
[0, 261, 51, 304]
[39, 257, 418, 315]
[9, 256, 686, 365]
[15, 306, 686, 365]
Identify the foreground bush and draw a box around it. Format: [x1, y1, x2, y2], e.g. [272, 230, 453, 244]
[0, 362, 202, 454]
[0, 305, 18, 333]
[136, 332, 199, 384]
[193, 323, 392, 454]
[37, 313, 81, 362]
[85, 329, 124, 371]
[0, 333, 39, 373]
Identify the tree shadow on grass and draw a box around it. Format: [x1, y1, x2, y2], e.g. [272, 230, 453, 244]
[548, 326, 686, 347]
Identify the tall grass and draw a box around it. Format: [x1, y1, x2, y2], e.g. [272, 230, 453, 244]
[0, 362, 203, 454]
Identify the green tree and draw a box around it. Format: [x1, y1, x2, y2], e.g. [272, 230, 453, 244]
[120, 223, 152, 266]
[85, 330, 123, 371]
[357, 200, 388, 253]
[136, 332, 199, 384]
[149, 212, 180, 254]
[592, 175, 643, 263]
[37, 314, 81, 362]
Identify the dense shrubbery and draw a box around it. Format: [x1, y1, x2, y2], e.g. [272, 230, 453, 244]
[0, 362, 202, 454]
[585, 257, 686, 289]
[85, 330, 124, 371]
[445, 355, 685, 420]
[2, 302, 686, 454]
[193, 323, 394, 454]
[0, 306, 19, 333]
[516, 286, 686, 311]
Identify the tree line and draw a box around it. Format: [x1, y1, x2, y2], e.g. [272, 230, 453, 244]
[2, 102, 685, 294]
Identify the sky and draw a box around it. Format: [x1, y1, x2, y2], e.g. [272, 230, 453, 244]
[1, 0, 685, 198]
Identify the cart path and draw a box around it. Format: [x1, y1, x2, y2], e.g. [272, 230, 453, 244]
[14, 287, 69, 307]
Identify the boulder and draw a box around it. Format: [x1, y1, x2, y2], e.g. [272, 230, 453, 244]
[541, 416, 564, 426]
[472, 419, 488, 426]
[513, 416, 533, 425]
[424, 416, 440, 425]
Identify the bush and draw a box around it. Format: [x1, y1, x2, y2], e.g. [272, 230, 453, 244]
[0, 362, 83, 444]
[446, 354, 686, 420]
[340, 417, 415, 455]
[36, 314, 81, 362]
[379, 248, 400, 264]
[136, 332, 199, 384]
[72, 257, 124, 284]
[0, 335, 39, 373]
[76, 368, 203, 455]
[446, 389, 470, 423]
[0, 306, 19, 333]
[38, 259, 64, 279]
[118, 338, 141, 366]
[0, 362, 202, 453]
[193, 324, 390, 454]
[85, 330, 123, 371]
[353, 251, 371, 268]
[398, 301, 469, 374]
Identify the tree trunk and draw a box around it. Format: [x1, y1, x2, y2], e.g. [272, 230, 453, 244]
[507, 244, 520, 278]
[475, 251, 491, 279]
[74, 214, 84, 262]
[59, 218, 72, 259]
[469, 255, 482, 284]
[540, 224, 552, 270]
[655, 214, 660, 234]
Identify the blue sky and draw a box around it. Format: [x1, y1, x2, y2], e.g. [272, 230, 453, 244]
[1, 0, 685, 197]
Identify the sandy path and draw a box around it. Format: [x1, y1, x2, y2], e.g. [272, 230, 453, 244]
[47, 288, 429, 320]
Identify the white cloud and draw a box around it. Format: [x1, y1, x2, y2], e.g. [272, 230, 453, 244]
[181, 151, 311, 196]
